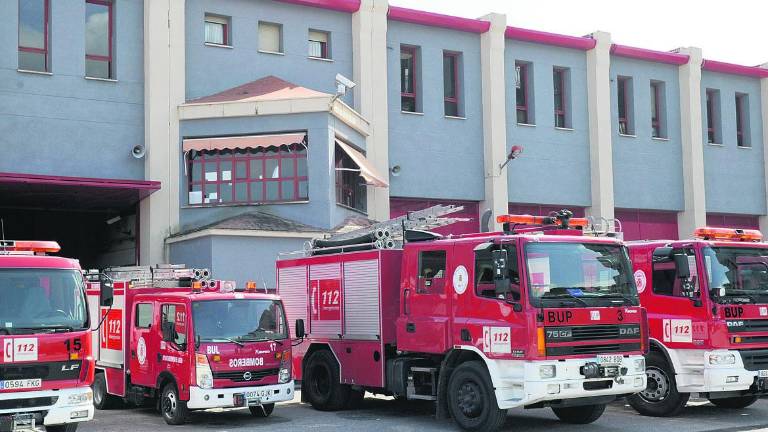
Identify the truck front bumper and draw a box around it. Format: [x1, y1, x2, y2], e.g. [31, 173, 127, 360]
[675, 349, 768, 394]
[0, 386, 93, 427]
[491, 356, 647, 410]
[187, 381, 294, 409]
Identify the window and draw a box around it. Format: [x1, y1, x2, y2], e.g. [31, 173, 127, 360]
[553, 67, 569, 128]
[617, 76, 634, 135]
[515, 62, 533, 124]
[85, 0, 113, 79]
[161, 304, 187, 346]
[443, 52, 461, 117]
[400, 46, 418, 113]
[335, 144, 367, 212]
[204, 14, 229, 46]
[736, 93, 750, 147]
[258, 21, 282, 53]
[308, 29, 330, 59]
[18, 0, 50, 72]
[135, 303, 152, 328]
[475, 245, 520, 300]
[706, 89, 721, 144]
[417, 250, 446, 294]
[188, 142, 308, 206]
[650, 80, 667, 138]
[652, 248, 696, 297]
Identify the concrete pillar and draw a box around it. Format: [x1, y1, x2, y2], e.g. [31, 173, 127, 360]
[353, 0, 390, 222]
[585, 32, 615, 222]
[479, 13, 509, 232]
[139, 0, 185, 264]
[676, 47, 707, 238]
[759, 63, 768, 233]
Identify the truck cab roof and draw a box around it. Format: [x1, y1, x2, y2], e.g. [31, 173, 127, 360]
[131, 290, 282, 303]
[0, 254, 81, 270]
[409, 230, 623, 248]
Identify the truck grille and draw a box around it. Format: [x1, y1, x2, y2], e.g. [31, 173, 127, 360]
[727, 319, 768, 333]
[545, 324, 641, 342]
[546, 343, 641, 356]
[740, 349, 768, 371]
[212, 368, 279, 383]
[0, 397, 57, 410]
[0, 361, 81, 381]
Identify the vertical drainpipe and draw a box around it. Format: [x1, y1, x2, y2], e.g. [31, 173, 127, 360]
[585, 32, 615, 224]
[479, 13, 508, 232]
[676, 47, 707, 239]
[759, 64, 768, 234]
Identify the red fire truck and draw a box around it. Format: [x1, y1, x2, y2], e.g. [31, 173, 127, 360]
[0, 240, 94, 432]
[279, 209, 648, 431]
[626, 227, 768, 417]
[86, 265, 294, 425]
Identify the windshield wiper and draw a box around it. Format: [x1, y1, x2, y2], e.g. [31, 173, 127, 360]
[540, 293, 589, 307]
[2, 325, 77, 334]
[205, 337, 245, 347]
[599, 293, 637, 305]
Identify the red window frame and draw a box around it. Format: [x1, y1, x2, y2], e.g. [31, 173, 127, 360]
[188, 144, 308, 206]
[735, 94, 747, 147]
[650, 81, 662, 138]
[706, 90, 717, 143]
[617, 76, 630, 134]
[400, 46, 417, 112]
[516, 62, 529, 124]
[18, 0, 50, 71]
[85, 0, 113, 78]
[553, 68, 566, 128]
[204, 18, 228, 46]
[443, 52, 460, 116]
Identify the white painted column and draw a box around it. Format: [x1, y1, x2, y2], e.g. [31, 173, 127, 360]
[676, 47, 707, 238]
[585, 31, 615, 222]
[353, 0, 390, 222]
[758, 63, 768, 233]
[139, 0, 185, 264]
[479, 13, 509, 232]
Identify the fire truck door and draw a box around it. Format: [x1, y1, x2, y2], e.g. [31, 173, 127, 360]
[398, 247, 453, 353]
[157, 303, 190, 388]
[129, 302, 156, 387]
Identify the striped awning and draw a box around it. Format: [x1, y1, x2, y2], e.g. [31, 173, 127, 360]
[335, 139, 389, 188]
[182, 133, 306, 152]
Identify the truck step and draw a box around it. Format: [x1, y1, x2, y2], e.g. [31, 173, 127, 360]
[407, 366, 439, 401]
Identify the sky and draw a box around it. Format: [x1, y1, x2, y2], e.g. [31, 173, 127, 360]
[389, 0, 766, 66]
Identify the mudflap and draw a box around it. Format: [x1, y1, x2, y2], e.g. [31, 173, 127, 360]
[435, 359, 454, 420]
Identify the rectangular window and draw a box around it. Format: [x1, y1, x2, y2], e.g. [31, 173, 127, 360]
[736, 93, 750, 147]
[617, 76, 634, 135]
[443, 52, 461, 117]
[204, 14, 229, 46]
[85, 0, 114, 79]
[706, 89, 721, 144]
[400, 46, 418, 113]
[308, 29, 330, 59]
[650, 80, 667, 138]
[553, 67, 569, 128]
[475, 245, 520, 300]
[161, 304, 187, 346]
[18, 0, 50, 72]
[515, 62, 533, 124]
[188, 142, 308, 206]
[258, 22, 283, 53]
[417, 250, 447, 294]
[652, 249, 696, 297]
[135, 303, 153, 328]
[335, 143, 367, 212]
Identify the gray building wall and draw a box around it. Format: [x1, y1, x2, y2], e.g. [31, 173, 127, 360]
[611, 57, 684, 211]
[0, 1, 144, 180]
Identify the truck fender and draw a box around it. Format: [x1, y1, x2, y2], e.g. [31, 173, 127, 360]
[299, 343, 342, 402]
[156, 371, 177, 395]
[648, 338, 676, 374]
[435, 346, 497, 419]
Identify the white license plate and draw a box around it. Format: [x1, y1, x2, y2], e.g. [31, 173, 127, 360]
[596, 354, 623, 365]
[245, 390, 270, 401]
[759, 370, 768, 378]
[0, 379, 42, 390]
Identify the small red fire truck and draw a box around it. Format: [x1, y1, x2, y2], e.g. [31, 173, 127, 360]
[627, 227, 768, 416]
[86, 265, 294, 425]
[0, 240, 94, 432]
[279, 209, 648, 431]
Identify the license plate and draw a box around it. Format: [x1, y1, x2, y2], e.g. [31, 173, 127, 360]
[759, 370, 768, 378]
[245, 390, 270, 401]
[596, 354, 623, 365]
[0, 379, 41, 390]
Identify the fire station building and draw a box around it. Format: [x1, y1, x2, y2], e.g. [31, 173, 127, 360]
[2, 0, 767, 286]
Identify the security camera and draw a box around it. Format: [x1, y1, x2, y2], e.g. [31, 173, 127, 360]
[335, 73, 356, 89]
[132, 144, 146, 159]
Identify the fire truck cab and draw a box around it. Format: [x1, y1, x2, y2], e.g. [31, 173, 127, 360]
[86, 266, 294, 425]
[280, 211, 648, 432]
[626, 227, 768, 417]
[0, 240, 94, 432]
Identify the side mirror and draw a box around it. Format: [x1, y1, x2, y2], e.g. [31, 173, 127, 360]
[492, 249, 512, 296]
[295, 319, 306, 339]
[673, 254, 691, 279]
[710, 287, 726, 297]
[99, 275, 114, 307]
[653, 247, 673, 260]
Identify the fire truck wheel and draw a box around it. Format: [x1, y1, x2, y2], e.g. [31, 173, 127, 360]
[708, 395, 759, 409]
[627, 351, 689, 417]
[551, 404, 606, 424]
[93, 373, 121, 410]
[45, 424, 78, 432]
[249, 403, 275, 417]
[304, 349, 351, 411]
[447, 361, 507, 432]
[161, 382, 189, 425]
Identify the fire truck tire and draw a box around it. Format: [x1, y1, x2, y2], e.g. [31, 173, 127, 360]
[249, 403, 275, 417]
[304, 349, 351, 411]
[46, 424, 78, 432]
[627, 351, 689, 417]
[161, 382, 189, 425]
[551, 404, 606, 424]
[93, 373, 121, 410]
[708, 395, 759, 409]
[446, 361, 507, 432]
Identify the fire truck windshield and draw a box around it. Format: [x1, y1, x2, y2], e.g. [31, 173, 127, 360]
[525, 242, 637, 307]
[192, 299, 288, 344]
[703, 247, 768, 303]
[0, 269, 88, 334]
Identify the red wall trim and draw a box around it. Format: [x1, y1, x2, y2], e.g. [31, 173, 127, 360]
[273, 0, 360, 13]
[610, 44, 689, 66]
[388, 6, 491, 34]
[0, 172, 161, 191]
[505, 26, 596, 50]
[702, 59, 768, 79]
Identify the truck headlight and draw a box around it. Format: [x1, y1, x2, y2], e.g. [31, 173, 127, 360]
[708, 353, 736, 365]
[196, 353, 214, 389]
[279, 368, 291, 384]
[68, 391, 93, 405]
[539, 365, 556, 379]
[633, 358, 645, 372]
